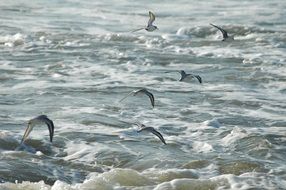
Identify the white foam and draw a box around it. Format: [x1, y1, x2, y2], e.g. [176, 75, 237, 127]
[0, 169, 284, 190]
[191, 46, 243, 58]
[35, 151, 44, 156]
[54, 169, 153, 189]
[202, 118, 221, 128]
[220, 173, 285, 190]
[0, 33, 25, 47]
[176, 27, 192, 37]
[0, 180, 50, 190]
[0, 130, 20, 144]
[154, 178, 228, 190]
[154, 172, 286, 190]
[221, 127, 248, 146]
[11, 80, 49, 90]
[192, 141, 215, 153]
[102, 33, 139, 42]
[143, 168, 199, 183]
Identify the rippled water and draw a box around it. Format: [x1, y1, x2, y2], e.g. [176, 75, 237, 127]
[1, 0, 286, 189]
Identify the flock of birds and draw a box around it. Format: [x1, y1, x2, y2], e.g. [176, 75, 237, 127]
[20, 11, 234, 147]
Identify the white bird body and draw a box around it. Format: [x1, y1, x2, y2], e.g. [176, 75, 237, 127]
[132, 11, 158, 33]
[145, 25, 157, 32]
[165, 70, 202, 83]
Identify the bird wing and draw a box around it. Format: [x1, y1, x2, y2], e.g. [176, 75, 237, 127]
[210, 23, 228, 38]
[21, 123, 34, 144]
[119, 90, 136, 103]
[131, 28, 145, 33]
[148, 11, 156, 26]
[138, 127, 166, 145]
[133, 122, 144, 128]
[165, 71, 185, 81]
[193, 74, 202, 83]
[180, 70, 186, 75]
[43, 117, 54, 142]
[179, 70, 187, 81]
[120, 89, 154, 108]
[21, 115, 54, 143]
[150, 128, 166, 145]
[142, 89, 155, 108]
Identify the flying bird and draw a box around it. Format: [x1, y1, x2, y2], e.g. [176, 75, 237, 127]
[131, 11, 158, 32]
[165, 70, 202, 83]
[119, 88, 155, 108]
[21, 115, 54, 144]
[210, 23, 234, 41]
[135, 123, 166, 145]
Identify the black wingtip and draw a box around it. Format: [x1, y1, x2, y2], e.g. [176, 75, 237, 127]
[197, 75, 202, 83]
[47, 118, 54, 143]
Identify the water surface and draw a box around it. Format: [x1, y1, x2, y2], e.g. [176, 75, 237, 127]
[0, 0, 286, 189]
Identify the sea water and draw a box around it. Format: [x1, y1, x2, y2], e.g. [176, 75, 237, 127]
[0, 0, 286, 189]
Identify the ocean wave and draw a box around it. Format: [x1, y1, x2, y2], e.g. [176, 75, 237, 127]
[1, 169, 284, 190]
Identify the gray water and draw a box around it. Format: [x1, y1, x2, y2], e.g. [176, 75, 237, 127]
[0, 0, 286, 189]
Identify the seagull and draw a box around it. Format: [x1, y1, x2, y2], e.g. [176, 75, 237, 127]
[119, 88, 155, 108]
[210, 23, 234, 41]
[21, 115, 54, 144]
[135, 123, 166, 145]
[132, 11, 158, 32]
[165, 70, 202, 83]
